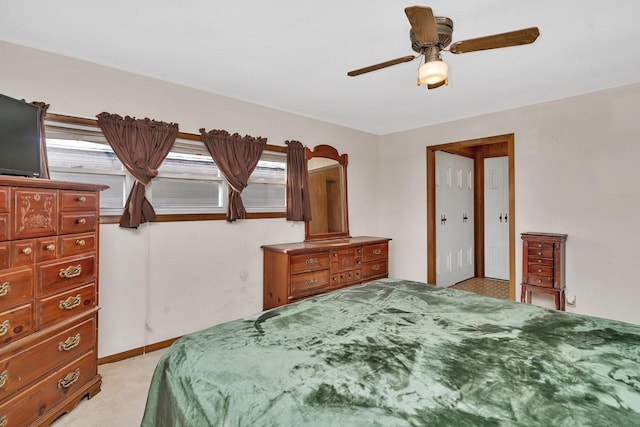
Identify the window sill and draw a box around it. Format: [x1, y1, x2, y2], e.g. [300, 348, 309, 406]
[100, 212, 286, 224]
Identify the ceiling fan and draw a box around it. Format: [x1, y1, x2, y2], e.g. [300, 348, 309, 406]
[347, 6, 540, 89]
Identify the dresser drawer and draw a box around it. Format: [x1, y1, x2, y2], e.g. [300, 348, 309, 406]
[11, 189, 58, 239]
[59, 212, 97, 234]
[59, 233, 96, 257]
[59, 190, 98, 212]
[0, 303, 33, 347]
[290, 269, 330, 297]
[38, 283, 96, 330]
[0, 316, 96, 399]
[527, 256, 553, 267]
[528, 264, 553, 277]
[0, 215, 8, 242]
[36, 236, 59, 262]
[38, 254, 96, 295]
[362, 243, 388, 262]
[290, 252, 330, 274]
[528, 247, 553, 258]
[362, 259, 388, 279]
[528, 241, 554, 251]
[527, 274, 553, 288]
[335, 269, 362, 286]
[9, 239, 35, 267]
[0, 267, 33, 309]
[0, 243, 8, 270]
[0, 350, 97, 427]
[0, 187, 8, 213]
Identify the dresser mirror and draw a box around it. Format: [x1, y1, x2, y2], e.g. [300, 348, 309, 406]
[305, 144, 350, 241]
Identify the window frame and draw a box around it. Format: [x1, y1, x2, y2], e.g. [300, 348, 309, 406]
[45, 113, 288, 223]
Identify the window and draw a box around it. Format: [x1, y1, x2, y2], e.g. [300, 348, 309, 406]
[45, 119, 287, 218]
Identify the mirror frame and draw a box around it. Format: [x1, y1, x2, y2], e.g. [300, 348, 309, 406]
[304, 144, 350, 241]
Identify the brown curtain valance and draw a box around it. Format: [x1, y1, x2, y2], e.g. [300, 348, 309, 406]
[285, 140, 312, 221]
[199, 129, 266, 222]
[96, 112, 179, 228]
[31, 101, 50, 179]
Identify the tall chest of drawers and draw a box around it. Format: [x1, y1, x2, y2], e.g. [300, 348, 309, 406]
[520, 232, 567, 311]
[262, 236, 391, 310]
[0, 176, 107, 426]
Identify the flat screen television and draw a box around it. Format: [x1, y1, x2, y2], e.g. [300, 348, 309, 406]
[0, 93, 41, 177]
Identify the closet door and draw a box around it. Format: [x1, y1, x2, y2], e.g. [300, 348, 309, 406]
[435, 151, 474, 287]
[484, 156, 509, 280]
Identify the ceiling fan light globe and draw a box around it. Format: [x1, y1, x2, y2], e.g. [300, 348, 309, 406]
[418, 60, 448, 86]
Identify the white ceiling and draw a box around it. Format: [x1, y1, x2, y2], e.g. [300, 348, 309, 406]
[2, 1, 640, 135]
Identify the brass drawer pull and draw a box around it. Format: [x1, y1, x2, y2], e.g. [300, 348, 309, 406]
[59, 264, 82, 279]
[59, 333, 81, 351]
[0, 282, 9, 297]
[0, 370, 8, 389]
[22, 247, 32, 255]
[373, 249, 382, 255]
[78, 196, 87, 203]
[76, 218, 87, 225]
[76, 239, 86, 247]
[59, 295, 82, 311]
[305, 258, 318, 266]
[46, 244, 56, 251]
[371, 265, 381, 271]
[538, 269, 542, 273]
[0, 415, 6, 427]
[538, 279, 542, 284]
[305, 278, 317, 286]
[57, 368, 80, 389]
[0, 320, 9, 337]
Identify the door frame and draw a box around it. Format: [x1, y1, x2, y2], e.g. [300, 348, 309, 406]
[426, 133, 516, 299]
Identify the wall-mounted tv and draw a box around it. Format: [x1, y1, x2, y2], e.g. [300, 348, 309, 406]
[0, 93, 41, 177]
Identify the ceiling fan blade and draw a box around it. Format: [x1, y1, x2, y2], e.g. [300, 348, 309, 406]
[347, 55, 416, 77]
[404, 6, 440, 45]
[449, 27, 540, 54]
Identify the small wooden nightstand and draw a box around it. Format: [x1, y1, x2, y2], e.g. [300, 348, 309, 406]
[520, 232, 567, 311]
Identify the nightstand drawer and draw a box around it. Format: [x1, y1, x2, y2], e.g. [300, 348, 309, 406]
[528, 264, 553, 277]
[527, 274, 553, 288]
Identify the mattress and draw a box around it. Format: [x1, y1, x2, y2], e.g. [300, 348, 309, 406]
[141, 278, 640, 426]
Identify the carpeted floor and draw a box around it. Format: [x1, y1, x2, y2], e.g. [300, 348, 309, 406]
[450, 277, 510, 300]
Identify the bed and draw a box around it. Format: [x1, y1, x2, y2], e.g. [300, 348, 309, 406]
[141, 279, 640, 426]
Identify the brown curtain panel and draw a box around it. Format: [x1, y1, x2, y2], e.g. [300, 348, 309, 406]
[96, 112, 179, 228]
[199, 129, 266, 222]
[31, 101, 50, 179]
[285, 140, 312, 221]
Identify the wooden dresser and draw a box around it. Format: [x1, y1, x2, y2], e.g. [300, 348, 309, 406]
[520, 232, 567, 311]
[0, 176, 106, 426]
[262, 236, 391, 310]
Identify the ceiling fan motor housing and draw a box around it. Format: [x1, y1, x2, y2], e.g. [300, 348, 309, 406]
[410, 16, 454, 53]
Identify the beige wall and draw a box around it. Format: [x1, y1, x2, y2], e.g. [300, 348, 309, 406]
[0, 41, 382, 357]
[380, 83, 640, 325]
[2, 40, 639, 357]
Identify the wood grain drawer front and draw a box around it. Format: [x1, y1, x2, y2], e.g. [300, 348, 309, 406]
[11, 189, 58, 239]
[0, 350, 97, 427]
[0, 316, 96, 399]
[528, 247, 553, 258]
[0, 243, 8, 270]
[529, 241, 553, 251]
[0, 267, 34, 309]
[334, 248, 362, 272]
[0, 303, 33, 347]
[338, 269, 361, 285]
[59, 212, 97, 234]
[38, 283, 96, 329]
[59, 191, 98, 212]
[0, 215, 8, 242]
[290, 270, 330, 296]
[290, 252, 330, 274]
[38, 254, 96, 294]
[362, 259, 388, 279]
[9, 239, 35, 268]
[362, 243, 388, 262]
[528, 264, 553, 277]
[527, 256, 553, 267]
[528, 274, 553, 288]
[59, 233, 96, 257]
[36, 236, 58, 262]
[0, 187, 8, 213]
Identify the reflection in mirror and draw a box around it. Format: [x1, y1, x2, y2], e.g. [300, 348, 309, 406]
[305, 145, 349, 241]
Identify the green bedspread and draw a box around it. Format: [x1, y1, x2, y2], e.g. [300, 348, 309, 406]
[141, 279, 640, 426]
